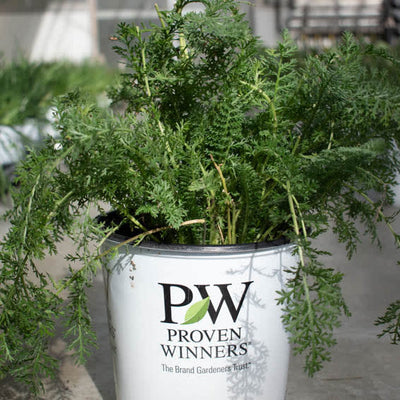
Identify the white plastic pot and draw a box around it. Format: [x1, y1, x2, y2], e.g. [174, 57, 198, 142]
[102, 237, 297, 400]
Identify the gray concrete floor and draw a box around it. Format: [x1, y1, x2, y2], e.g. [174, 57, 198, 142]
[0, 198, 399, 399]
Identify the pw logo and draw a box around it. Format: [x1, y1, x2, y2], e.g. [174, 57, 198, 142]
[158, 281, 254, 325]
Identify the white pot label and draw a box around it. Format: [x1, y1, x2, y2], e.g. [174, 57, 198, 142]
[103, 243, 296, 400]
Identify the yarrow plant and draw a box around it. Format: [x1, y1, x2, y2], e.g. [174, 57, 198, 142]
[0, 0, 400, 394]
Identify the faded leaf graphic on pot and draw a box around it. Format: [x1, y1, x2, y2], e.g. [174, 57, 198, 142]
[182, 297, 210, 325]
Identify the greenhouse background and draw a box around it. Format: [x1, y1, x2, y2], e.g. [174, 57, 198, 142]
[0, 0, 397, 65]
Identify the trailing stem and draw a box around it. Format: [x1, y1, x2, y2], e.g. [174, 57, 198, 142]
[286, 181, 319, 372]
[345, 182, 400, 245]
[99, 218, 206, 258]
[286, 181, 307, 268]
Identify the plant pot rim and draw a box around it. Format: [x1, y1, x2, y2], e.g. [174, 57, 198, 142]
[107, 232, 291, 254]
[98, 212, 291, 254]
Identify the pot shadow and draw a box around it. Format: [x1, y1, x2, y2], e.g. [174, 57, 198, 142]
[85, 252, 136, 399]
[225, 252, 289, 400]
[226, 320, 269, 400]
[86, 271, 117, 400]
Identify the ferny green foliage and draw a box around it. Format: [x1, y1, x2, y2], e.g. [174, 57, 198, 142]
[1, 0, 400, 394]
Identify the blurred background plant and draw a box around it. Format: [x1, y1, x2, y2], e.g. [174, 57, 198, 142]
[0, 57, 117, 198]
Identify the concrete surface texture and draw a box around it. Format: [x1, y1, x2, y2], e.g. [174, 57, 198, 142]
[0, 198, 399, 399]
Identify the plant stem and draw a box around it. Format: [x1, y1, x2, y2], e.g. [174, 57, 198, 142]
[286, 180, 317, 363]
[210, 154, 236, 244]
[154, 4, 166, 28]
[22, 173, 41, 247]
[126, 212, 161, 243]
[140, 43, 151, 98]
[240, 80, 278, 132]
[99, 218, 206, 258]
[327, 121, 335, 150]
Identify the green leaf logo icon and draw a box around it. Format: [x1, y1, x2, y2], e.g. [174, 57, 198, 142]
[182, 297, 210, 325]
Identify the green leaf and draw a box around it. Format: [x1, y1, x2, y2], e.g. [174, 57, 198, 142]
[181, 297, 210, 325]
